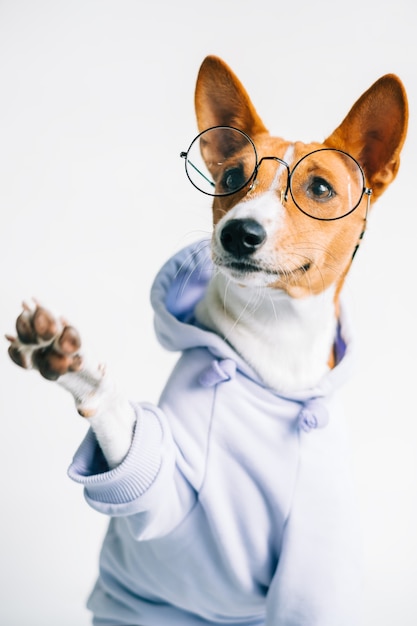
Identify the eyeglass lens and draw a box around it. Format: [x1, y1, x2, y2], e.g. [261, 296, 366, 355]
[183, 127, 365, 219]
[184, 127, 256, 196]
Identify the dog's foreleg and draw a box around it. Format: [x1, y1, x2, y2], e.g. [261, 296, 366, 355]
[58, 366, 136, 468]
[7, 301, 136, 469]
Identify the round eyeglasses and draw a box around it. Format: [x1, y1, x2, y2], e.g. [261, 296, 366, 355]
[180, 126, 372, 221]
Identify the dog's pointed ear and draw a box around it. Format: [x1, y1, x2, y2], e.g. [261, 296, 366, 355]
[195, 56, 268, 136]
[325, 74, 408, 200]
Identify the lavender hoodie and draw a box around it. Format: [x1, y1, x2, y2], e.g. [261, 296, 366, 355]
[68, 240, 362, 626]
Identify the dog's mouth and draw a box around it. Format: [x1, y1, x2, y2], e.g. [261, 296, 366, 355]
[216, 258, 312, 278]
[228, 261, 273, 274]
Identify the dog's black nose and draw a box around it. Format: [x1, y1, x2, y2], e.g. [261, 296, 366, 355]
[220, 219, 267, 257]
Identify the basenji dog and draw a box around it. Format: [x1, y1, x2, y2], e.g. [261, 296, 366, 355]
[7, 57, 408, 625]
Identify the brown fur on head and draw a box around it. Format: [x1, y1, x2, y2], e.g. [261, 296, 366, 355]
[194, 56, 408, 300]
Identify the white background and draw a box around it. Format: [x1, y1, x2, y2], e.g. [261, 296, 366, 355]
[0, 1, 416, 624]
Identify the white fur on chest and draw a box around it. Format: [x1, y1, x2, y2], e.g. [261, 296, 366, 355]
[195, 273, 337, 393]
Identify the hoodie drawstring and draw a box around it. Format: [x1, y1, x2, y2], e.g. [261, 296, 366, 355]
[199, 358, 329, 433]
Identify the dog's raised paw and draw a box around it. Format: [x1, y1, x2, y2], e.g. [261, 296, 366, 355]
[6, 301, 83, 381]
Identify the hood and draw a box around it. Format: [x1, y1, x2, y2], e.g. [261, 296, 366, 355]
[150, 239, 355, 401]
[151, 239, 233, 355]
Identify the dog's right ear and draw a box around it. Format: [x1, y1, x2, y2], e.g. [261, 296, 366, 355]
[195, 56, 268, 136]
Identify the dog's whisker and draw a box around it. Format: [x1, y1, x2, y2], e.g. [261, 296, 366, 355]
[249, 287, 267, 316]
[173, 241, 210, 280]
[173, 244, 214, 291]
[177, 260, 213, 298]
[222, 286, 265, 344]
[291, 242, 343, 271]
[268, 293, 279, 323]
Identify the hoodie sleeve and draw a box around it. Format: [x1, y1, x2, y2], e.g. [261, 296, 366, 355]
[67, 401, 197, 540]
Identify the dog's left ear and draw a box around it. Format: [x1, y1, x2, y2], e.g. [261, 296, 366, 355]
[325, 74, 408, 200]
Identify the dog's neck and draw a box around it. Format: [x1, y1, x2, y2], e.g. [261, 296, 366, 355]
[195, 272, 338, 393]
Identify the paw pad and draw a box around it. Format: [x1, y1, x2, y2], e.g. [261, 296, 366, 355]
[7, 301, 83, 381]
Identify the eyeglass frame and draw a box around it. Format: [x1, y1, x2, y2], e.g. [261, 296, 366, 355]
[180, 125, 373, 222]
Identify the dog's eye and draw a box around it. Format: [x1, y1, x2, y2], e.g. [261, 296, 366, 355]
[307, 176, 335, 201]
[220, 165, 246, 193]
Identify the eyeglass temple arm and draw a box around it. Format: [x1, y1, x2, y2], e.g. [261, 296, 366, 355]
[180, 152, 215, 188]
[351, 188, 372, 261]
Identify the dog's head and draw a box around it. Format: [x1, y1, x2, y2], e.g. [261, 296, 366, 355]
[182, 56, 408, 300]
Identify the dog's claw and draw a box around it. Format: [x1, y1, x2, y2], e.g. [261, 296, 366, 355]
[8, 342, 28, 369]
[16, 309, 37, 344]
[57, 326, 81, 355]
[32, 305, 58, 341]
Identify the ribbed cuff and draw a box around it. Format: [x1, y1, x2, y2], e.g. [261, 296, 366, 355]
[67, 403, 165, 514]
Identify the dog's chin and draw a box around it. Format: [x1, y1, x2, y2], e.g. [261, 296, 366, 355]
[216, 260, 278, 288]
[214, 255, 314, 290]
